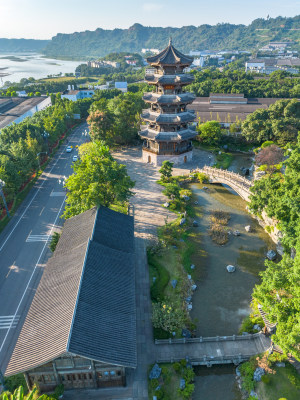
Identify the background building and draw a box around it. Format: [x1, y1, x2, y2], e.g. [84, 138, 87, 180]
[0, 96, 51, 132]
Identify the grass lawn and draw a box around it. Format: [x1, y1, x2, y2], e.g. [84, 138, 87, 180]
[257, 364, 300, 400]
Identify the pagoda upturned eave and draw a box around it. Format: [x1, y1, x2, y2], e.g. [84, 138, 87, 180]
[141, 110, 196, 124]
[139, 126, 197, 142]
[146, 41, 193, 66]
[142, 93, 196, 105]
[145, 73, 194, 85]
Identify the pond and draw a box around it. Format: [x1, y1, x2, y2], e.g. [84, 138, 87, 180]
[189, 182, 275, 337]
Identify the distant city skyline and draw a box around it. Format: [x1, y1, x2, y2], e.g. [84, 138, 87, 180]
[0, 0, 299, 39]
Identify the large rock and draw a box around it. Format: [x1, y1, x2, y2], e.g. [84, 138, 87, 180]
[180, 218, 186, 226]
[233, 230, 241, 236]
[266, 249, 277, 261]
[253, 367, 265, 382]
[253, 324, 261, 331]
[226, 265, 236, 273]
[164, 202, 169, 208]
[149, 363, 162, 380]
[182, 328, 192, 338]
[191, 284, 197, 291]
[171, 279, 177, 289]
[276, 362, 286, 368]
[245, 225, 251, 232]
[192, 220, 199, 227]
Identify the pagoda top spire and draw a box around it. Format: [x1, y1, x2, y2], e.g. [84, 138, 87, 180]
[146, 40, 193, 67]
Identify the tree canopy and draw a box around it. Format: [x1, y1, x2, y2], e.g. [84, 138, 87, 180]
[63, 141, 135, 219]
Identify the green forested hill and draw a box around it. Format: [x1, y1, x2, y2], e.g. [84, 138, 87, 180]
[44, 16, 300, 59]
[0, 39, 49, 52]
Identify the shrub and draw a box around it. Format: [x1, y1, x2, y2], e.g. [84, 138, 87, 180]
[197, 172, 209, 183]
[180, 359, 187, 368]
[287, 366, 300, 389]
[173, 362, 181, 372]
[183, 367, 195, 383]
[149, 261, 170, 302]
[150, 378, 159, 389]
[242, 375, 255, 392]
[49, 232, 61, 252]
[261, 375, 270, 384]
[261, 141, 274, 149]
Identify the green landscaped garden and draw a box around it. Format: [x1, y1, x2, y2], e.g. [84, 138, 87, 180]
[257, 363, 300, 400]
[148, 360, 195, 400]
[148, 163, 207, 340]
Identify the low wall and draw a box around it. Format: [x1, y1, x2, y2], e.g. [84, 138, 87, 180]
[142, 149, 193, 166]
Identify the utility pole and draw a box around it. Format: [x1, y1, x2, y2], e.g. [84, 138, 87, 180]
[0, 179, 10, 217]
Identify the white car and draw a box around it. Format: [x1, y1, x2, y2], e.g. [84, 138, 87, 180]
[66, 146, 72, 153]
[72, 155, 78, 162]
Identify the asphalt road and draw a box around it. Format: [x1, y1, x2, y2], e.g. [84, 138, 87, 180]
[0, 122, 89, 375]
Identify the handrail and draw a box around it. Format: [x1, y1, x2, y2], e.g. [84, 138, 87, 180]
[155, 332, 261, 345]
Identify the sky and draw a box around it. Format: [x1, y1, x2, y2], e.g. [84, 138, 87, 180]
[0, 0, 299, 39]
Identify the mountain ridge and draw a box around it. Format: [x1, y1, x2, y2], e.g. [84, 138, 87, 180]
[43, 16, 300, 59]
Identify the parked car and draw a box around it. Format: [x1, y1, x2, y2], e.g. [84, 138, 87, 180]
[66, 146, 72, 153]
[72, 155, 78, 162]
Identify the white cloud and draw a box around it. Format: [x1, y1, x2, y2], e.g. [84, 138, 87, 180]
[143, 3, 163, 12]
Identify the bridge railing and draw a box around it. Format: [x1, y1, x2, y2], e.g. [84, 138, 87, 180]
[156, 354, 255, 364]
[155, 332, 262, 345]
[192, 166, 252, 193]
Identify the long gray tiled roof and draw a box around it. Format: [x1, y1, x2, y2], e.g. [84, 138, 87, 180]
[5, 207, 136, 376]
[68, 241, 136, 367]
[147, 40, 193, 66]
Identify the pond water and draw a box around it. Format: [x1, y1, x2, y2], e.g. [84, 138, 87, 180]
[193, 365, 241, 400]
[188, 155, 276, 400]
[189, 182, 275, 337]
[0, 53, 80, 86]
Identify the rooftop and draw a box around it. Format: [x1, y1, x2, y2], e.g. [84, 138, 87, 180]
[0, 97, 48, 130]
[5, 207, 136, 376]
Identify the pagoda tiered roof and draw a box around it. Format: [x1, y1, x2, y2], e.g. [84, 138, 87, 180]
[147, 39, 193, 66]
[141, 110, 195, 124]
[139, 125, 197, 142]
[143, 92, 195, 105]
[145, 73, 194, 85]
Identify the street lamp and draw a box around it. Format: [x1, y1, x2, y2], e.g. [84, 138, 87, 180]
[0, 179, 10, 217]
[42, 131, 50, 153]
[37, 152, 48, 171]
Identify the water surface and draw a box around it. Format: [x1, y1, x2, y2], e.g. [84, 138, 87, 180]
[0, 53, 80, 85]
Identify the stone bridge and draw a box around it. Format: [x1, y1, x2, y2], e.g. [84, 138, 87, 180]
[194, 166, 253, 202]
[155, 333, 271, 366]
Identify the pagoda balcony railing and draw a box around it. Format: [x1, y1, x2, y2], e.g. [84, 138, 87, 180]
[143, 144, 193, 155]
[142, 109, 195, 115]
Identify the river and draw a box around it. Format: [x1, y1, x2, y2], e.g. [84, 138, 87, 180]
[188, 154, 276, 399]
[0, 53, 80, 86]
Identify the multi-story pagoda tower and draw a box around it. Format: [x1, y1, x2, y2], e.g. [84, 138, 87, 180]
[139, 39, 197, 166]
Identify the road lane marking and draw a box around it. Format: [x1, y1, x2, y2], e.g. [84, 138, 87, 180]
[0, 125, 85, 253]
[50, 191, 65, 197]
[0, 195, 66, 353]
[39, 206, 45, 217]
[26, 235, 50, 243]
[0, 316, 19, 330]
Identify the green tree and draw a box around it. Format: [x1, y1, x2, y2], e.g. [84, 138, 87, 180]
[158, 161, 173, 183]
[152, 302, 185, 333]
[196, 121, 222, 145]
[0, 385, 54, 400]
[253, 246, 300, 360]
[63, 141, 134, 219]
